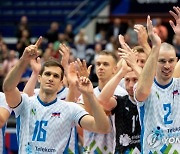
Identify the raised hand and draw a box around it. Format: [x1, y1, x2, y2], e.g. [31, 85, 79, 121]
[134, 24, 148, 46]
[118, 36, 137, 68]
[59, 43, 70, 70]
[75, 58, 92, 78]
[30, 57, 41, 75]
[169, 6, 180, 36]
[147, 16, 161, 47]
[22, 36, 42, 61]
[118, 34, 130, 51]
[76, 76, 93, 95]
[66, 62, 78, 85]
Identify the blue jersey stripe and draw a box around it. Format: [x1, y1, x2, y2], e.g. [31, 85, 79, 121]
[140, 105, 145, 154]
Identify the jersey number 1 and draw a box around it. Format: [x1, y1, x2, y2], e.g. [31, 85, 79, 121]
[32, 120, 48, 142]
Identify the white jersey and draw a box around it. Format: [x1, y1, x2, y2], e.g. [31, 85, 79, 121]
[0, 92, 12, 154]
[134, 78, 180, 153]
[14, 93, 88, 153]
[34, 87, 79, 153]
[83, 85, 127, 154]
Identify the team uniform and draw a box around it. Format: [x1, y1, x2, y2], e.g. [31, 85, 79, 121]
[34, 87, 80, 154]
[112, 95, 141, 154]
[14, 93, 88, 153]
[83, 85, 127, 154]
[0, 92, 12, 154]
[134, 78, 180, 153]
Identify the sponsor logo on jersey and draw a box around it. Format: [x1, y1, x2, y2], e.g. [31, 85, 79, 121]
[147, 126, 164, 148]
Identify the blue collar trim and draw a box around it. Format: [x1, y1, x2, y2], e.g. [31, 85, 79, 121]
[154, 78, 173, 89]
[37, 95, 57, 106]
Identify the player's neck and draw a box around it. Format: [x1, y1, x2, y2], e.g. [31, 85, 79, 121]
[39, 91, 57, 104]
[155, 76, 173, 87]
[98, 79, 109, 90]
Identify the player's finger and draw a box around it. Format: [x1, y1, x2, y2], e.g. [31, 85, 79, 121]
[35, 36, 42, 47]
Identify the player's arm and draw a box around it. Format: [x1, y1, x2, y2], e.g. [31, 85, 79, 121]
[98, 59, 130, 111]
[169, 6, 180, 37]
[135, 16, 161, 102]
[173, 59, 180, 78]
[134, 24, 151, 56]
[118, 35, 142, 78]
[0, 107, 11, 128]
[23, 57, 41, 96]
[77, 76, 110, 133]
[3, 37, 42, 107]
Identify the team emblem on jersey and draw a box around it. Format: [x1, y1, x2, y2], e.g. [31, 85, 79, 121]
[31, 108, 36, 116]
[147, 126, 164, 148]
[51, 112, 61, 118]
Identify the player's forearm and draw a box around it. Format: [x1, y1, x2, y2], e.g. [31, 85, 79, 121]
[173, 59, 180, 78]
[98, 69, 125, 107]
[23, 71, 38, 96]
[0, 110, 10, 128]
[82, 95, 93, 115]
[141, 42, 151, 56]
[131, 64, 142, 78]
[3, 58, 29, 92]
[136, 45, 160, 101]
[66, 85, 80, 102]
[85, 93, 110, 133]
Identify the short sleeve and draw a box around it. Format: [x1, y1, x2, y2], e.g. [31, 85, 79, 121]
[13, 93, 29, 118]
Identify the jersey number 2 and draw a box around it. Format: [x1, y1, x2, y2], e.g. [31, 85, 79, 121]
[32, 120, 48, 142]
[163, 104, 173, 125]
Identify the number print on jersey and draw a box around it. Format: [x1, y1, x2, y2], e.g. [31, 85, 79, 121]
[32, 120, 48, 142]
[163, 104, 173, 125]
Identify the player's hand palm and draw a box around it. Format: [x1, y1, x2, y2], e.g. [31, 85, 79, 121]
[22, 37, 42, 61]
[30, 57, 41, 74]
[76, 77, 93, 94]
[169, 6, 180, 36]
[59, 43, 70, 69]
[75, 59, 92, 78]
[147, 16, 161, 46]
[66, 62, 78, 85]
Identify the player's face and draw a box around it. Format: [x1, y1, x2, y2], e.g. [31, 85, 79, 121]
[39, 66, 63, 94]
[124, 71, 138, 97]
[156, 49, 177, 84]
[95, 55, 117, 81]
[136, 52, 147, 68]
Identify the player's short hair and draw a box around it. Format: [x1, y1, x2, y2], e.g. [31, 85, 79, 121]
[133, 46, 145, 53]
[95, 50, 119, 64]
[40, 60, 64, 81]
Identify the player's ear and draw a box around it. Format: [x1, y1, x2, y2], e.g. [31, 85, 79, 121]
[113, 65, 118, 74]
[38, 74, 41, 83]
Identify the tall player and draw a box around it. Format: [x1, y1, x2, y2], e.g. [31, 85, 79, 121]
[23, 44, 84, 154]
[135, 14, 180, 153]
[98, 48, 142, 153]
[2, 37, 111, 153]
[81, 51, 127, 153]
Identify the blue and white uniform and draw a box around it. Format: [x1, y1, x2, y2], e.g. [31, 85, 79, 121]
[83, 85, 127, 154]
[34, 87, 79, 153]
[0, 92, 12, 154]
[134, 78, 180, 153]
[14, 93, 88, 153]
